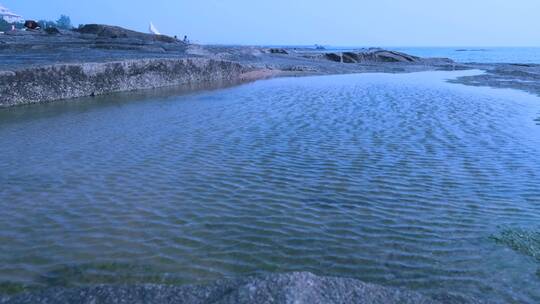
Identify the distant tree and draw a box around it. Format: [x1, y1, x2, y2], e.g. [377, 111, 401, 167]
[1, 15, 72, 31]
[38, 19, 57, 29]
[0, 19, 23, 31]
[55, 15, 72, 29]
[0, 18, 10, 31]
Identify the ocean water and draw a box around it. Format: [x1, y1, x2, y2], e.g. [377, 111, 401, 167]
[390, 47, 540, 64]
[1, 71, 540, 302]
[303, 46, 540, 64]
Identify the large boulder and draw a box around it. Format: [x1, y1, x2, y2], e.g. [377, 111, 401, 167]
[75, 24, 178, 44]
[268, 48, 288, 54]
[342, 52, 359, 63]
[368, 50, 421, 62]
[325, 53, 342, 62]
[323, 49, 423, 64]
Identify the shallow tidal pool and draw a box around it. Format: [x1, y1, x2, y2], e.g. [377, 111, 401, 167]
[1, 71, 540, 303]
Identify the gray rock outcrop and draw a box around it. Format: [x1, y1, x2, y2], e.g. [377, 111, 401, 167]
[0, 58, 252, 107]
[450, 63, 540, 97]
[75, 24, 178, 44]
[323, 49, 424, 64]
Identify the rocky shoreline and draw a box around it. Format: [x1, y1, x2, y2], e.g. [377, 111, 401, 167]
[2, 24, 540, 108]
[450, 63, 540, 96]
[0, 272, 483, 304]
[0, 58, 276, 107]
[0, 24, 464, 108]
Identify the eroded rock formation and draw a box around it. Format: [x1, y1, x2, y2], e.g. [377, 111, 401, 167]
[0, 58, 253, 107]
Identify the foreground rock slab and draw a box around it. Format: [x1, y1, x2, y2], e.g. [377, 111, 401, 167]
[0, 272, 452, 304]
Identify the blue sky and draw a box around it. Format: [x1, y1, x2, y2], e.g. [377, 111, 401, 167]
[3, 0, 540, 46]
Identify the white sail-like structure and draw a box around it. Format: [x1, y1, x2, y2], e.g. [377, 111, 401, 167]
[149, 22, 161, 35]
[0, 3, 23, 23]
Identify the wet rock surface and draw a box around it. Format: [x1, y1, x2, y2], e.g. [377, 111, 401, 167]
[491, 228, 540, 262]
[450, 63, 540, 97]
[0, 272, 480, 304]
[490, 228, 540, 280]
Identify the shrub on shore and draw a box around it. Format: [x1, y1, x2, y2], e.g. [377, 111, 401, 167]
[37, 15, 73, 30]
[1, 15, 72, 31]
[0, 18, 23, 31]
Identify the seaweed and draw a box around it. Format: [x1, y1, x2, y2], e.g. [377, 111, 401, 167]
[491, 228, 540, 262]
[0, 281, 34, 296]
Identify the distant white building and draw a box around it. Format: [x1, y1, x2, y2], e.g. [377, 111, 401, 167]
[0, 3, 23, 23]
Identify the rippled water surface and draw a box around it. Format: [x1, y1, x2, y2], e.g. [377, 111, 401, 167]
[1, 71, 540, 302]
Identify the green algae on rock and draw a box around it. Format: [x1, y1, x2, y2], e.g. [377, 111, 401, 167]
[491, 228, 540, 261]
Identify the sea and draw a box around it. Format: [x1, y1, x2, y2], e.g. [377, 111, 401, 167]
[279, 46, 540, 64]
[390, 47, 540, 64]
[1, 70, 540, 303]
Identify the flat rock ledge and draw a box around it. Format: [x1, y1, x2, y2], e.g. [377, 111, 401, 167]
[0, 272, 451, 304]
[0, 58, 268, 108]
